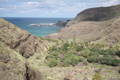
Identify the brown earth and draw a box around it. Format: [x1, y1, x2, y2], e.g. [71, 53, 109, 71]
[45, 17, 120, 46]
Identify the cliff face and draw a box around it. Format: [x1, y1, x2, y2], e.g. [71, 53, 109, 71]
[65, 4, 120, 27]
[0, 18, 49, 58]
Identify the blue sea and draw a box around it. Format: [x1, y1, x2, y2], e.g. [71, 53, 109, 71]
[2, 17, 69, 37]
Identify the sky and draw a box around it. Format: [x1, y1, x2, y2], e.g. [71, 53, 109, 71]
[0, 0, 120, 18]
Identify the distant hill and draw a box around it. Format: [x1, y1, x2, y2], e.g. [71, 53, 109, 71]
[45, 4, 120, 46]
[65, 4, 120, 27]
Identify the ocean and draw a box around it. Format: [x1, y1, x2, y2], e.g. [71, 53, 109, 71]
[2, 17, 69, 37]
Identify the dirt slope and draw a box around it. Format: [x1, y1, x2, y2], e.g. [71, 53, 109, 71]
[45, 17, 120, 46]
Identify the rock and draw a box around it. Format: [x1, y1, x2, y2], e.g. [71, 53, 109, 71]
[0, 18, 48, 58]
[25, 64, 43, 80]
[0, 52, 10, 63]
[64, 74, 73, 80]
[56, 20, 67, 26]
[0, 42, 43, 80]
[83, 77, 88, 80]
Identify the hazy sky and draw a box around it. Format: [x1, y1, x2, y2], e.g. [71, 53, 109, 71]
[0, 0, 120, 18]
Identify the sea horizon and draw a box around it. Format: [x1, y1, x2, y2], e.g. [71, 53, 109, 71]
[2, 17, 70, 37]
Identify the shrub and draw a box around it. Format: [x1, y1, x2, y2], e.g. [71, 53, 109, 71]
[97, 49, 115, 56]
[87, 56, 99, 63]
[48, 59, 57, 67]
[62, 43, 69, 51]
[62, 54, 80, 66]
[89, 47, 100, 52]
[71, 55, 80, 66]
[99, 57, 120, 66]
[81, 50, 89, 58]
[89, 51, 99, 57]
[46, 52, 59, 60]
[79, 56, 85, 62]
[76, 45, 84, 51]
[62, 58, 71, 67]
[116, 50, 120, 57]
[92, 72, 103, 80]
[111, 59, 120, 66]
[97, 49, 105, 55]
[83, 60, 88, 65]
[105, 49, 115, 55]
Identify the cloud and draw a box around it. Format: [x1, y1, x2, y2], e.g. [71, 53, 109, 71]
[0, 0, 120, 17]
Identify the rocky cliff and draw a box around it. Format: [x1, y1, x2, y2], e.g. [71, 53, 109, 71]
[65, 4, 120, 27]
[56, 20, 70, 27]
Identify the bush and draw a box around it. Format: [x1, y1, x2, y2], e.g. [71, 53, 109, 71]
[62, 58, 71, 67]
[76, 46, 84, 51]
[111, 59, 120, 66]
[116, 50, 120, 57]
[98, 49, 115, 56]
[105, 49, 115, 55]
[89, 51, 99, 57]
[87, 56, 99, 63]
[62, 43, 69, 51]
[81, 50, 89, 58]
[99, 57, 120, 66]
[79, 56, 85, 62]
[62, 54, 80, 66]
[92, 72, 103, 80]
[71, 55, 80, 66]
[46, 52, 59, 60]
[48, 59, 57, 67]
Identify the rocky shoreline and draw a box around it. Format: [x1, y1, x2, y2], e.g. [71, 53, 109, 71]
[30, 20, 69, 27]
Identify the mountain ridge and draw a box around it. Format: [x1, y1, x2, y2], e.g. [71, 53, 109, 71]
[45, 4, 120, 46]
[65, 4, 120, 27]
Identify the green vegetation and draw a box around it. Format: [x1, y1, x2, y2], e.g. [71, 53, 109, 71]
[39, 37, 58, 42]
[116, 50, 120, 57]
[92, 72, 103, 80]
[48, 59, 58, 67]
[46, 39, 120, 67]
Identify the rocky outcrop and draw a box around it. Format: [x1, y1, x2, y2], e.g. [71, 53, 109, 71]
[0, 18, 48, 58]
[56, 20, 68, 26]
[25, 64, 43, 80]
[65, 4, 120, 27]
[0, 42, 43, 80]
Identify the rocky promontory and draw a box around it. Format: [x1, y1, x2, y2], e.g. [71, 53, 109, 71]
[30, 20, 70, 27]
[65, 4, 120, 27]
